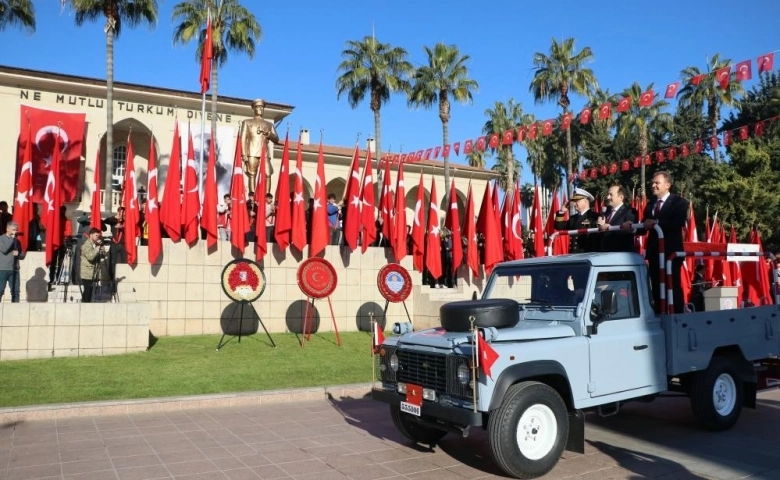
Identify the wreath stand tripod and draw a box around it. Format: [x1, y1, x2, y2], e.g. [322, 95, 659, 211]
[216, 300, 275, 350]
[300, 295, 341, 348]
[382, 297, 413, 324]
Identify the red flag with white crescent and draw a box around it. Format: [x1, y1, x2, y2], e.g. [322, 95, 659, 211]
[464, 182, 479, 276]
[291, 133, 308, 252]
[309, 140, 329, 258]
[342, 144, 361, 251]
[199, 11, 213, 94]
[200, 128, 219, 249]
[12, 123, 34, 254]
[146, 135, 162, 265]
[182, 126, 201, 245]
[254, 142, 268, 260]
[411, 173, 425, 272]
[229, 133, 250, 254]
[359, 147, 376, 252]
[43, 133, 63, 267]
[161, 121, 182, 242]
[90, 149, 102, 231]
[445, 179, 463, 273]
[123, 135, 140, 266]
[274, 134, 292, 250]
[392, 161, 407, 263]
[425, 179, 443, 280]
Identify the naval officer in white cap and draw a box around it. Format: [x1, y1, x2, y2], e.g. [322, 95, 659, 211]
[554, 187, 601, 253]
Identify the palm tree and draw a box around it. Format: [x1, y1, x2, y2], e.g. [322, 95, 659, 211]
[529, 37, 598, 197]
[677, 53, 744, 163]
[408, 42, 479, 197]
[336, 36, 413, 168]
[614, 83, 673, 191]
[466, 150, 485, 169]
[172, 0, 261, 139]
[0, 0, 35, 33]
[483, 99, 523, 192]
[68, 0, 158, 213]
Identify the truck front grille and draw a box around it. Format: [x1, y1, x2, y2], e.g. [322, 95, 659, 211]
[376, 346, 472, 400]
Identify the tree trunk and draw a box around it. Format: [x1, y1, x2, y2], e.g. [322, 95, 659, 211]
[564, 110, 573, 199]
[710, 99, 719, 163]
[442, 119, 450, 207]
[373, 107, 381, 199]
[640, 125, 648, 197]
[103, 26, 115, 214]
[504, 146, 514, 194]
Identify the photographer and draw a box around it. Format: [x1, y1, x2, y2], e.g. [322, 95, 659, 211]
[0, 221, 23, 303]
[80, 228, 104, 303]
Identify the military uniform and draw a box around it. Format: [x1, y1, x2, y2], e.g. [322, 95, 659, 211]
[554, 188, 601, 253]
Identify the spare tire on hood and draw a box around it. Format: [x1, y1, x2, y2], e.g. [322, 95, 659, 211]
[440, 298, 519, 332]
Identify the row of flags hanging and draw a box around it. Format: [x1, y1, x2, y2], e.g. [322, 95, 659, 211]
[376, 51, 776, 168]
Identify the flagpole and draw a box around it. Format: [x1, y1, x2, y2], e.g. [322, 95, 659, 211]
[198, 6, 211, 204]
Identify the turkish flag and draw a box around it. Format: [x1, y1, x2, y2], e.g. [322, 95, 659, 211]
[372, 319, 385, 354]
[742, 228, 770, 307]
[716, 66, 731, 89]
[507, 186, 523, 260]
[665, 82, 680, 98]
[415, 150, 423, 162]
[145, 134, 162, 265]
[411, 173, 425, 272]
[199, 13, 213, 94]
[453, 142, 460, 155]
[445, 179, 463, 273]
[476, 330, 499, 379]
[342, 144, 361, 251]
[529, 124, 540, 140]
[739, 125, 749, 141]
[12, 123, 34, 254]
[691, 74, 705, 86]
[694, 139, 703, 154]
[656, 150, 665, 164]
[579, 107, 592, 124]
[491, 181, 501, 230]
[464, 139, 474, 154]
[755, 121, 765, 137]
[757, 53, 775, 74]
[423, 148, 432, 160]
[542, 119, 554, 136]
[476, 136, 486, 151]
[254, 142, 268, 260]
[123, 135, 140, 266]
[43, 134, 63, 267]
[561, 113, 572, 131]
[392, 161, 407, 263]
[200, 128, 219, 249]
[309, 140, 329, 258]
[723, 130, 732, 146]
[516, 126, 527, 142]
[502, 129, 513, 145]
[442, 144, 451, 158]
[682, 144, 690, 157]
[643, 154, 652, 166]
[488, 134, 499, 149]
[274, 134, 292, 250]
[735, 60, 752, 81]
[639, 90, 654, 107]
[425, 179, 443, 280]
[291, 134, 308, 252]
[19, 106, 86, 203]
[90, 149, 102, 231]
[621, 160, 630, 171]
[359, 147, 376, 253]
[544, 188, 559, 238]
[229, 133, 249, 254]
[161, 121, 182, 242]
[609, 163, 618, 174]
[598, 102, 611, 120]
[479, 182, 503, 275]
[668, 146, 677, 161]
[182, 127, 201, 245]
[432, 146, 441, 159]
[710, 136, 718, 150]
[464, 182, 479, 277]
[617, 96, 631, 112]
[379, 160, 394, 252]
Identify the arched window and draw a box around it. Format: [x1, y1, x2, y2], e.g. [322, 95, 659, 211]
[112, 144, 127, 191]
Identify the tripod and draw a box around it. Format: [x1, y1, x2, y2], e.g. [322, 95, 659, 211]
[92, 247, 118, 303]
[55, 242, 76, 303]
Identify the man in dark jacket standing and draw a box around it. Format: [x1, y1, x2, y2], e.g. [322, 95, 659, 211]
[598, 185, 637, 253]
[634, 171, 689, 313]
[555, 187, 600, 253]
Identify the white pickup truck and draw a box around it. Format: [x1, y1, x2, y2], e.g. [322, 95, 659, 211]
[372, 250, 780, 479]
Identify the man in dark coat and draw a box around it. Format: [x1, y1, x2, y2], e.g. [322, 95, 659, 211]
[555, 187, 600, 253]
[633, 171, 689, 314]
[598, 185, 637, 253]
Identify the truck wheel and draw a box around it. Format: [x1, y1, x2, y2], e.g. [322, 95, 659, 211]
[390, 406, 447, 447]
[690, 357, 743, 431]
[488, 381, 568, 479]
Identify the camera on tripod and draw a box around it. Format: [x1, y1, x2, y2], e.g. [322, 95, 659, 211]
[64, 235, 80, 247]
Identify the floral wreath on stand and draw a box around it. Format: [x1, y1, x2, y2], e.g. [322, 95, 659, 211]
[221, 259, 266, 303]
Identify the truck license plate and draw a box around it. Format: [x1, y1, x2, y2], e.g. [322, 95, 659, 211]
[400, 401, 421, 416]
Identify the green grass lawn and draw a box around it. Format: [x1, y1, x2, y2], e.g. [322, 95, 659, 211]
[0, 332, 377, 408]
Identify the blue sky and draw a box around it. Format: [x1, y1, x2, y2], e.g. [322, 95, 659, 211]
[3, 0, 779, 185]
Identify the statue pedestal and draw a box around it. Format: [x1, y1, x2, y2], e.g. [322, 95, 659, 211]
[703, 287, 739, 311]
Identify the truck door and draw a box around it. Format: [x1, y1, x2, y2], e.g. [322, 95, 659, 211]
[587, 271, 665, 397]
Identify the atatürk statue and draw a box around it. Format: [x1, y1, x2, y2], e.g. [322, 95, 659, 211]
[240, 99, 279, 194]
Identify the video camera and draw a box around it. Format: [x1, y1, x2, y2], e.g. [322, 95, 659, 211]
[64, 235, 81, 247]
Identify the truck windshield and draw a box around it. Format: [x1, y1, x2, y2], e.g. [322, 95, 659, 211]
[483, 263, 591, 307]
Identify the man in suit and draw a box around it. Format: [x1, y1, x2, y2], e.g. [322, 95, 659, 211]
[597, 185, 637, 253]
[633, 171, 689, 314]
[555, 187, 600, 253]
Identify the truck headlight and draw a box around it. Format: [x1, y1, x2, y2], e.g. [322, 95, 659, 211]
[390, 353, 399, 372]
[457, 364, 471, 385]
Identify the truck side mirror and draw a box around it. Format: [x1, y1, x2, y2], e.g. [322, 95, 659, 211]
[472, 291, 478, 300]
[600, 290, 617, 316]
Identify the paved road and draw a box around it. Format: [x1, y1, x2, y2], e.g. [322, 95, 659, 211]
[1, 388, 779, 479]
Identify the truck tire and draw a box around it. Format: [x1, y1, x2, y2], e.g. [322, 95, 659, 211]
[690, 357, 743, 431]
[488, 381, 568, 479]
[440, 298, 518, 332]
[390, 405, 447, 447]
